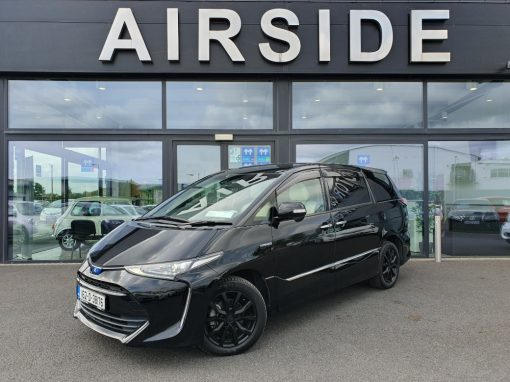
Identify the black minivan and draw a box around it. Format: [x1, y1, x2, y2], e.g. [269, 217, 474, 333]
[74, 164, 410, 355]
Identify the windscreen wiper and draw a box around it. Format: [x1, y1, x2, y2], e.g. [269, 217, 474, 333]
[136, 216, 189, 223]
[188, 220, 233, 227]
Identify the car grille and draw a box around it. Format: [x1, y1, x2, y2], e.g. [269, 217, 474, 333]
[78, 273, 126, 294]
[79, 302, 147, 335]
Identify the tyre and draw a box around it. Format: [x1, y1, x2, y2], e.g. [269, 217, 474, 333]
[369, 241, 400, 289]
[58, 230, 79, 251]
[200, 276, 267, 356]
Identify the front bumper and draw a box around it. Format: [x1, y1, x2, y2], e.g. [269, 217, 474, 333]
[74, 268, 198, 347]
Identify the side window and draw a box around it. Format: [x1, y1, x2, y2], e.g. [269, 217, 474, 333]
[251, 194, 276, 224]
[71, 202, 102, 217]
[326, 170, 371, 209]
[277, 178, 325, 215]
[364, 171, 398, 202]
[102, 205, 126, 216]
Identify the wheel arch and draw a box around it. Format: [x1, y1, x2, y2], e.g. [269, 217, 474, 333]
[382, 233, 403, 260]
[224, 269, 271, 310]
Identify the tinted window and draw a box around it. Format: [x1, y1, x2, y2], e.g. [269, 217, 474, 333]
[9, 80, 162, 129]
[277, 178, 325, 215]
[71, 202, 101, 217]
[364, 172, 398, 202]
[324, 170, 370, 209]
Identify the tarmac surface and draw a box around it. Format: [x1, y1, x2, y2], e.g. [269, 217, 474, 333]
[0, 260, 509, 382]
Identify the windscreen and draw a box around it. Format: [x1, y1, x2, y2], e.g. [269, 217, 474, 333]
[147, 171, 283, 223]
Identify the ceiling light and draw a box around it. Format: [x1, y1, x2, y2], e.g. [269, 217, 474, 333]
[96, 115, 102, 119]
[242, 99, 248, 103]
[469, 86, 477, 91]
[242, 116, 248, 120]
[196, 87, 203, 91]
[315, 99, 321, 102]
[63, 98, 71, 102]
[486, 99, 493, 102]
[98, 86, 106, 91]
[301, 115, 307, 119]
[376, 87, 384, 92]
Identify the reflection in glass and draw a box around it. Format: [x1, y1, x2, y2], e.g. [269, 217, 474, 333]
[177, 145, 221, 191]
[167, 82, 273, 129]
[8, 141, 163, 261]
[9, 80, 162, 129]
[293, 82, 422, 129]
[296, 143, 424, 255]
[428, 82, 510, 129]
[228, 145, 272, 168]
[429, 141, 510, 256]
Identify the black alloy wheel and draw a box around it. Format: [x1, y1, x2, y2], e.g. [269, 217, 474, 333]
[201, 276, 267, 356]
[370, 241, 400, 289]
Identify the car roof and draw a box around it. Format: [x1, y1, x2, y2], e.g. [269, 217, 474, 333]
[73, 197, 132, 202]
[227, 163, 386, 175]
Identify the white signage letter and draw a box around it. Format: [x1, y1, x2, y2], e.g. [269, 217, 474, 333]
[318, 10, 330, 62]
[410, 10, 451, 63]
[259, 9, 301, 63]
[99, 8, 151, 62]
[349, 10, 393, 62]
[198, 9, 245, 62]
[167, 9, 179, 61]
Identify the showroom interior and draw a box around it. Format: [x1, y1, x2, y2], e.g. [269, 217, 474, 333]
[2, 1, 510, 262]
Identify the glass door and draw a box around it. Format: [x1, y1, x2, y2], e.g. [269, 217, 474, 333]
[174, 141, 275, 192]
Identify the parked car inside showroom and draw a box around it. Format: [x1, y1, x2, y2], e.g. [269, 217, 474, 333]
[447, 198, 500, 233]
[40, 199, 74, 225]
[74, 164, 410, 355]
[53, 197, 138, 251]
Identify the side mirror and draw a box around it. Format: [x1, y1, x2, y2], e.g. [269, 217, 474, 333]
[274, 202, 307, 224]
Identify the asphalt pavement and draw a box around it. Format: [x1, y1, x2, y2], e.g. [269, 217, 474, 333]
[0, 260, 509, 382]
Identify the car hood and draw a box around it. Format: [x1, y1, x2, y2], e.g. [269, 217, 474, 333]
[88, 220, 221, 267]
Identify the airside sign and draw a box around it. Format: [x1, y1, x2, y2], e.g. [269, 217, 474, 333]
[98, 8, 451, 64]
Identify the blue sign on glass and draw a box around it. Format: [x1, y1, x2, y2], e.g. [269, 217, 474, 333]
[357, 154, 370, 166]
[241, 146, 255, 167]
[81, 159, 95, 172]
[257, 146, 271, 164]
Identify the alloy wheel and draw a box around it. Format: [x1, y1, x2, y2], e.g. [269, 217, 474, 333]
[61, 233, 77, 250]
[382, 245, 399, 285]
[205, 291, 257, 348]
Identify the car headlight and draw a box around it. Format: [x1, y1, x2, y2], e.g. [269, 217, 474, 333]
[124, 252, 223, 280]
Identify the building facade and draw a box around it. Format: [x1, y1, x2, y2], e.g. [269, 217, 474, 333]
[2, 0, 510, 262]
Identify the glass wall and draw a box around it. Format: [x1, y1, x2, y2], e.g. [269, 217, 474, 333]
[429, 141, 510, 256]
[8, 141, 163, 261]
[167, 82, 273, 129]
[296, 144, 425, 255]
[9, 81, 162, 129]
[292, 82, 422, 129]
[428, 82, 510, 129]
[177, 145, 221, 191]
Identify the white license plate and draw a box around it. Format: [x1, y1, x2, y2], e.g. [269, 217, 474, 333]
[464, 220, 480, 225]
[78, 285, 106, 311]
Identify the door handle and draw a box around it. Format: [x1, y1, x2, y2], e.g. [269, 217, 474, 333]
[320, 224, 333, 229]
[335, 220, 347, 227]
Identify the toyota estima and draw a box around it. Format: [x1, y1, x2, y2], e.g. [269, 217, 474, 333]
[75, 164, 410, 355]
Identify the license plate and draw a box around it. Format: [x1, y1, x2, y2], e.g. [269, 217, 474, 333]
[78, 285, 106, 311]
[464, 221, 480, 225]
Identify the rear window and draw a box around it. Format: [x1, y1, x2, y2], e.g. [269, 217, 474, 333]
[364, 171, 399, 202]
[324, 170, 371, 209]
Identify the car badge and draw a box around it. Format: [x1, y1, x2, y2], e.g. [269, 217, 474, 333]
[90, 265, 103, 275]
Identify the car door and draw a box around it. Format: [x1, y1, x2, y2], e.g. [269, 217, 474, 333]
[322, 167, 380, 279]
[270, 170, 336, 301]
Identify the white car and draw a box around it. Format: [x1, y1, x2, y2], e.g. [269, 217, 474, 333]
[53, 197, 137, 251]
[501, 215, 510, 244]
[40, 199, 74, 224]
